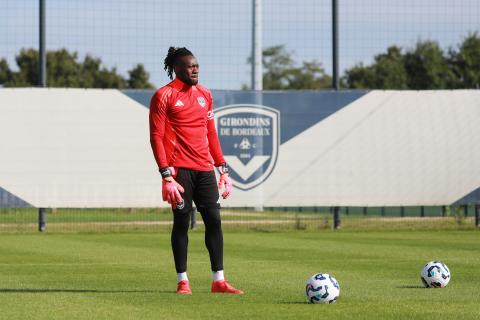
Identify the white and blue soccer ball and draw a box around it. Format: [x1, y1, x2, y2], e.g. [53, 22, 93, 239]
[305, 273, 340, 304]
[420, 261, 451, 288]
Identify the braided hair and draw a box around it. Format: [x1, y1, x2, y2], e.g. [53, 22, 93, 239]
[164, 47, 194, 80]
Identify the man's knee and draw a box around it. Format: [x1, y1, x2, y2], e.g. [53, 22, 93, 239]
[172, 208, 192, 232]
[198, 203, 221, 228]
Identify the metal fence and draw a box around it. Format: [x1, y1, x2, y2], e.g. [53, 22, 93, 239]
[1, 1, 479, 232]
[0, 206, 479, 233]
[1, 0, 479, 90]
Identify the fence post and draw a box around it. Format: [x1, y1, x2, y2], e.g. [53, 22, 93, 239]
[38, 208, 46, 232]
[420, 206, 425, 217]
[400, 206, 405, 217]
[251, 0, 263, 91]
[463, 205, 468, 217]
[39, 0, 46, 87]
[442, 206, 446, 217]
[332, 0, 339, 90]
[333, 206, 341, 229]
[363, 207, 367, 216]
[475, 205, 479, 228]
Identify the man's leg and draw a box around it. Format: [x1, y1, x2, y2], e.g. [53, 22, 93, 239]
[194, 171, 223, 272]
[171, 207, 191, 273]
[171, 169, 194, 293]
[197, 202, 224, 272]
[194, 171, 243, 294]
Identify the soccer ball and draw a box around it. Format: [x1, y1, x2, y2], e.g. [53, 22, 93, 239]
[420, 261, 451, 288]
[305, 273, 340, 304]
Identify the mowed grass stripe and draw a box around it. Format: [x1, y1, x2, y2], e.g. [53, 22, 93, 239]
[0, 231, 478, 319]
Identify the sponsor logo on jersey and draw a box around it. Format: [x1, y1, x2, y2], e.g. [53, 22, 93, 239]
[197, 97, 206, 108]
[207, 110, 214, 120]
[175, 100, 184, 107]
[215, 104, 280, 190]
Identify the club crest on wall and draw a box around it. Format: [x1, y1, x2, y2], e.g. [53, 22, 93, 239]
[215, 104, 280, 190]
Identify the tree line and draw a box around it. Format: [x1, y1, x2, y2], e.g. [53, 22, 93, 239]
[0, 32, 478, 90]
[343, 32, 480, 90]
[0, 48, 153, 89]
[257, 32, 480, 90]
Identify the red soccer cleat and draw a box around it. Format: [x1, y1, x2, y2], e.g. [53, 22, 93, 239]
[176, 280, 192, 295]
[211, 280, 244, 294]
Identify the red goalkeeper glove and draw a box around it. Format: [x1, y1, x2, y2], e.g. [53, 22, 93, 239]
[217, 164, 232, 199]
[160, 167, 185, 209]
[162, 178, 185, 208]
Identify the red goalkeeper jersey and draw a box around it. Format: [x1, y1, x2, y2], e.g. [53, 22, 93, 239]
[149, 78, 225, 171]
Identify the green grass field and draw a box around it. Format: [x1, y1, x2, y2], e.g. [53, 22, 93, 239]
[0, 230, 479, 319]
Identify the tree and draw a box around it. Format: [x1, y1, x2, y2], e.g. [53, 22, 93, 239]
[128, 64, 154, 89]
[370, 46, 408, 89]
[47, 48, 81, 87]
[245, 45, 331, 90]
[261, 45, 295, 89]
[0, 58, 12, 86]
[80, 55, 103, 88]
[343, 46, 407, 89]
[0, 48, 153, 89]
[9, 48, 39, 86]
[342, 63, 375, 89]
[404, 40, 453, 89]
[94, 67, 127, 89]
[343, 35, 480, 90]
[448, 32, 480, 88]
[284, 60, 332, 89]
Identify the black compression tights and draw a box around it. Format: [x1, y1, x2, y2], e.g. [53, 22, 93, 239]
[171, 204, 224, 273]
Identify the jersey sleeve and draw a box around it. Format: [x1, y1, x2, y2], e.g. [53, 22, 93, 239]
[149, 89, 170, 169]
[206, 91, 226, 166]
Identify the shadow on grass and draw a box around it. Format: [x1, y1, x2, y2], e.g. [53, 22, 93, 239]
[277, 301, 310, 305]
[0, 288, 173, 294]
[396, 285, 425, 289]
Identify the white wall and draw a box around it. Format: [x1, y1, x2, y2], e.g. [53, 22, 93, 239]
[1, 89, 479, 207]
[249, 90, 480, 207]
[0, 88, 163, 207]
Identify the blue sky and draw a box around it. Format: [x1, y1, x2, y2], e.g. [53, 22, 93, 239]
[1, 0, 479, 89]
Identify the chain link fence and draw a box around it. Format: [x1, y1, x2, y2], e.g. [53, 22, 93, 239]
[1, 1, 479, 232]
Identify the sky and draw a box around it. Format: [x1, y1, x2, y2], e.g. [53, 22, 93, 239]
[1, 0, 479, 90]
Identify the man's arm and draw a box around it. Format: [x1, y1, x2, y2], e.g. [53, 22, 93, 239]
[150, 89, 185, 207]
[205, 95, 225, 166]
[205, 94, 232, 199]
[206, 119, 226, 167]
[149, 90, 170, 169]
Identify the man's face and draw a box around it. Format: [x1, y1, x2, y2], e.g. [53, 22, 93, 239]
[174, 55, 199, 85]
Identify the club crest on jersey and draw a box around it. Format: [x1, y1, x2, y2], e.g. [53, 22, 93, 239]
[215, 104, 280, 190]
[197, 97, 206, 108]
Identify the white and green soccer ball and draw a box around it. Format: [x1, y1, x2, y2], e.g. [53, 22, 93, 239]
[305, 273, 340, 304]
[421, 261, 451, 288]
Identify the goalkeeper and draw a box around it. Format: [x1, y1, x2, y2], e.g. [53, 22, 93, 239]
[149, 47, 243, 295]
